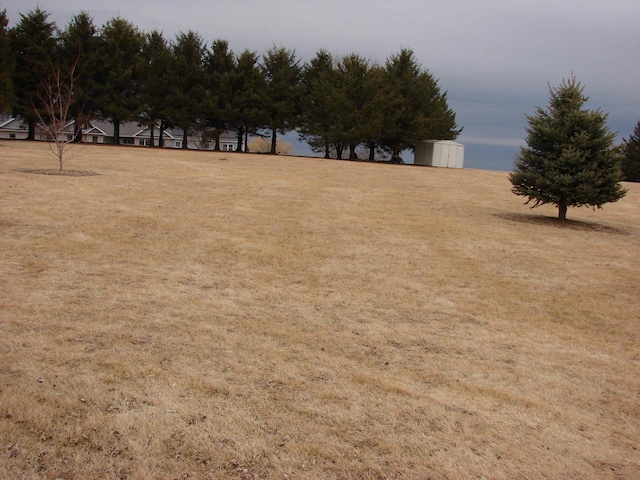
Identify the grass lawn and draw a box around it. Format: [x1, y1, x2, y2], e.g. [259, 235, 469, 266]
[1, 140, 639, 479]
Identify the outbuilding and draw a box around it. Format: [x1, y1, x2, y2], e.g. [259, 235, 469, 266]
[414, 140, 464, 168]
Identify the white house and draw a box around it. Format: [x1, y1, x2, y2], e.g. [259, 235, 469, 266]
[0, 117, 29, 140]
[414, 140, 464, 168]
[0, 116, 240, 151]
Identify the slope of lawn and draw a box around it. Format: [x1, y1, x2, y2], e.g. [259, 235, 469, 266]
[1, 140, 639, 479]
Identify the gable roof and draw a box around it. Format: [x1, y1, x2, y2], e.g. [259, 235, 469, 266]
[0, 117, 28, 130]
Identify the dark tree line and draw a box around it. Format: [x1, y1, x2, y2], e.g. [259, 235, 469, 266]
[2, 7, 461, 158]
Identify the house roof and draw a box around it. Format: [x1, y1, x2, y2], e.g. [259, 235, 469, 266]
[0, 117, 27, 130]
[1, 116, 239, 142]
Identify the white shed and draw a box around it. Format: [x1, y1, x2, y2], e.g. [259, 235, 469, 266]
[414, 140, 464, 168]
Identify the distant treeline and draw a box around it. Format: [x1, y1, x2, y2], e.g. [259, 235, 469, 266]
[0, 8, 461, 160]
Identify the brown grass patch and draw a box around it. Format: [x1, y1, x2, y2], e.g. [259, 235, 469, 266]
[1, 140, 639, 479]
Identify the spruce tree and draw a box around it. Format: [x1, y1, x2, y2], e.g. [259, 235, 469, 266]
[261, 46, 301, 155]
[170, 31, 207, 149]
[510, 77, 627, 220]
[299, 50, 340, 158]
[140, 30, 174, 147]
[620, 120, 640, 182]
[380, 48, 459, 161]
[59, 12, 101, 142]
[9, 8, 58, 140]
[95, 17, 144, 144]
[225, 50, 267, 152]
[204, 39, 235, 150]
[0, 9, 15, 115]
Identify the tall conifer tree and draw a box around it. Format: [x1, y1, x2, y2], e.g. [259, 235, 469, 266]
[380, 49, 459, 161]
[140, 30, 174, 147]
[59, 11, 101, 141]
[170, 31, 207, 149]
[95, 17, 144, 144]
[226, 50, 267, 152]
[620, 120, 640, 182]
[262, 46, 301, 155]
[0, 9, 15, 115]
[9, 8, 58, 140]
[299, 50, 340, 158]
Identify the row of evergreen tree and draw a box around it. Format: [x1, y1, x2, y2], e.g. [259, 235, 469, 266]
[0, 8, 461, 160]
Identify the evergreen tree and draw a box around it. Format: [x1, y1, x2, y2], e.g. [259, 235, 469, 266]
[510, 77, 627, 220]
[204, 39, 235, 150]
[0, 9, 15, 115]
[225, 49, 268, 152]
[9, 8, 58, 140]
[170, 30, 207, 149]
[380, 48, 459, 161]
[139, 30, 175, 147]
[261, 46, 302, 154]
[620, 120, 640, 182]
[59, 11, 101, 141]
[299, 50, 340, 158]
[361, 65, 388, 161]
[338, 53, 379, 160]
[95, 17, 144, 144]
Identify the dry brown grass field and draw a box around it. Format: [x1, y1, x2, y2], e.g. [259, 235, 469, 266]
[1, 140, 639, 479]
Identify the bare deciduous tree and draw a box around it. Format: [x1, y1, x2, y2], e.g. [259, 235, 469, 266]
[35, 58, 79, 172]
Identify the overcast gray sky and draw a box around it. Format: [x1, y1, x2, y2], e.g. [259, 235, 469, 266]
[3, 0, 639, 169]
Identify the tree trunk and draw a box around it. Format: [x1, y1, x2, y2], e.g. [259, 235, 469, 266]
[28, 119, 36, 141]
[349, 144, 358, 160]
[368, 142, 375, 161]
[324, 143, 330, 159]
[73, 116, 83, 143]
[113, 119, 120, 144]
[158, 119, 165, 148]
[182, 129, 188, 149]
[270, 128, 277, 154]
[558, 202, 568, 220]
[236, 126, 244, 152]
[392, 144, 401, 163]
[244, 130, 249, 152]
[149, 122, 155, 147]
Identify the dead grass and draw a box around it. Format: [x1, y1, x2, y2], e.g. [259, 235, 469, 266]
[1, 140, 639, 479]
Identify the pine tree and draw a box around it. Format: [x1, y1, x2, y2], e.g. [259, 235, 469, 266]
[299, 50, 339, 158]
[59, 12, 101, 142]
[204, 39, 235, 150]
[620, 120, 640, 182]
[95, 17, 144, 144]
[170, 31, 207, 149]
[338, 53, 375, 160]
[9, 8, 58, 140]
[225, 50, 268, 152]
[510, 77, 627, 220]
[140, 30, 175, 147]
[380, 49, 459, 161]
[0, 9, 15, 115]
[261, 46, 301, 155]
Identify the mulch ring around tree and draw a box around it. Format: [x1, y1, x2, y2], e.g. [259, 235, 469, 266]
[19, 169, 100, 177]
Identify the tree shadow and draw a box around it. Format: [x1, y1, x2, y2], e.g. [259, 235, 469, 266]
[495, 212, 629, 235]
[18, 169, 100, 176]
